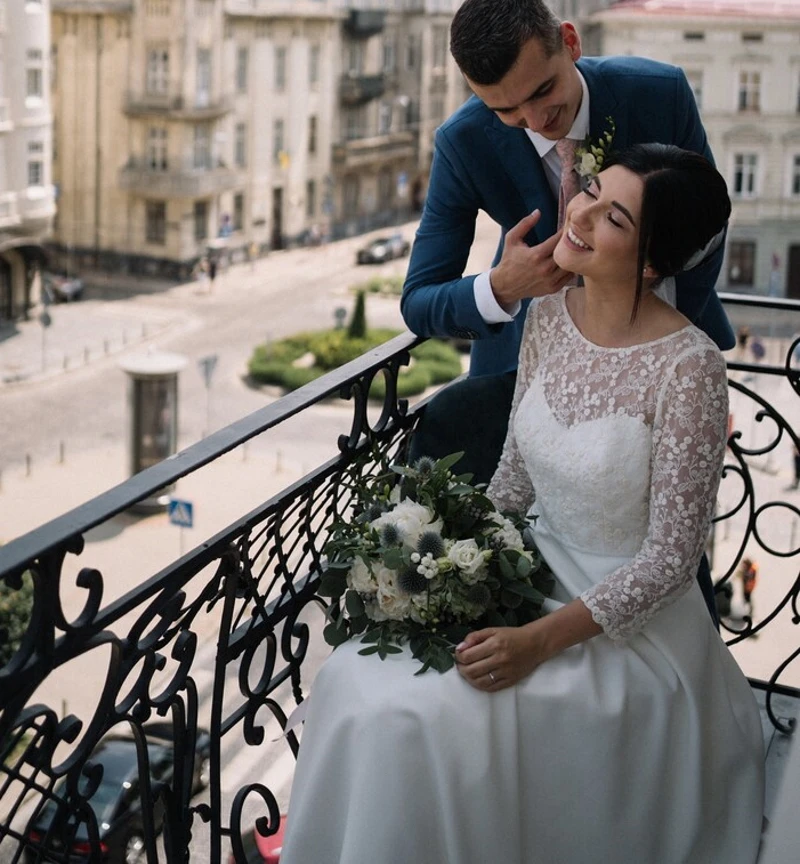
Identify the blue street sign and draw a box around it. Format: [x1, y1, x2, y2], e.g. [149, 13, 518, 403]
[168, 498, 194, 528]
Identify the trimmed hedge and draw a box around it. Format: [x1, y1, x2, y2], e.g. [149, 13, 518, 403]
[247, 331, 462, 400]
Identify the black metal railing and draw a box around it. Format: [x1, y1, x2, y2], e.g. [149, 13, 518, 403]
[1, 295, 800, 862]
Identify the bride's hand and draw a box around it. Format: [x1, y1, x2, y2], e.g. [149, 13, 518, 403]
[454, 624, 547, 691]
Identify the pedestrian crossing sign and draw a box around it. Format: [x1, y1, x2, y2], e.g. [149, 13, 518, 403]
[168, 498, 194, 529]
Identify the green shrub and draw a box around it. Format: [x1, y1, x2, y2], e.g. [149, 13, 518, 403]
[358, 275, 405, 296]
[370, 365, 433, 401]
[348, 290, 368, 340]
[0, 572, 34, 667]
[280, 366, 325, 390]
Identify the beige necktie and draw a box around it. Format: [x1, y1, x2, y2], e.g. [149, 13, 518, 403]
[556, 138, 581, 231]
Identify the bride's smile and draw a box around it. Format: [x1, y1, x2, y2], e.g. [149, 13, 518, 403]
[554, 166, 645, 287]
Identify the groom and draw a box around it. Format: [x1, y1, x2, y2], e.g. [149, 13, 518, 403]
[401, 0, 733, 623]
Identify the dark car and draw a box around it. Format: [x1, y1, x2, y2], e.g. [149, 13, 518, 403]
[356, 234, 410, 265]
[227, 816, 286, 864]
[24, 724, 211, 864]
[43, 272, 84, 303]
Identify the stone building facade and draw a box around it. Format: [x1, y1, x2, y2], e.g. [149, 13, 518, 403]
[48, 0, 468, 279]
[592, 0, 800, 297]
[0, 0, 56, 320]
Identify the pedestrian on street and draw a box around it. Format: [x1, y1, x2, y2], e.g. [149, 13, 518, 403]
[208, 257, 218, 292]
[739, 558, 758, 616]
[791, 444, 800, 491]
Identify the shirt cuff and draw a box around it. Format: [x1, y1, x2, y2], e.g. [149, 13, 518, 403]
[474, 270, 520, 323]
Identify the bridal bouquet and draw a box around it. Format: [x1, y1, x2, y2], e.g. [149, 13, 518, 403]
[320, 453, 554, 674]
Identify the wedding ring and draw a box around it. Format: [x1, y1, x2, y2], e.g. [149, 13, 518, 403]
[488, 670, 497, 684]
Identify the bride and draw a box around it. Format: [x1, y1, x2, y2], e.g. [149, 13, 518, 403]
[279, 144, 765, 864]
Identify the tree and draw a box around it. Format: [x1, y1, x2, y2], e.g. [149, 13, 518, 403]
[347, 290, 368, 341]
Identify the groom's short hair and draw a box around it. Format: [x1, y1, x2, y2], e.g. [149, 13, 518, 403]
[451, 0, 564, 85]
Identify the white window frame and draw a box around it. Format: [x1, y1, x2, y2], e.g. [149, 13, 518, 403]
[236, 47, 248, 94]
[26, 49, 43, 100]
[309, 44, 320, 87]
[791, 154, 800, 197]
[738, 70, 761, 113]
[273, 118, 285, 162]
[235, 122, 247, 168]
[147, 127, 168, 170]
[146, 46, 169, 95]
[684, 69, 703, 111]
[196, 48, 212, 108]
[732, 152, 759, 198]
[193, 124, 212, 170]
[275, 46, 287, 91]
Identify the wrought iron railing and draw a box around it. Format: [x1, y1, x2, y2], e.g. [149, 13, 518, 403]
[1, 295, 800, 862]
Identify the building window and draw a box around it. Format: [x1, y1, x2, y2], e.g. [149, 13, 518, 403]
[235, 122, 247, 168]
[308, 115, 317, 155]
[145, 201, 166, 244]
[432, 26, 448, 69]
[405, 34, 419, 70]
[27, 159, 43, 187]
[347, 42, 363, 76]
[738, 71, 761, 112]
[273, 118, 285, 162]
[685, 70, 703, 111]
[727, 241, 756, 286]
[275, 46, 287, 91]
[733, 153, 758, 197]
[792, 155, 800, 196]
[193, 125, 211, 170]
[383, 37, 396, 73]
[742, 32, 763, 43]
[378, 101, 392, 135]
[26, 49, 43, 99]
[233, 192, 244, 231]
[310, 44, 320, 86]
[345, 106, 365, 141]
[146, 46, 169, 94]
[343, 175, 360, 215]
[378, 167, 392, 210]
[194, 200, 208, 242]
[306, 179, 316, 219]
[683, 31, 705, 41]
[147, 127, 168, 170]
[51, 44, 58, 88]
[236, 47, 248, 94]
[196, 48, 211, 107]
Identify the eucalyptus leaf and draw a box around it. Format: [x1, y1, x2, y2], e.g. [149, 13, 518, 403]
[358, 645, 380, 656]
[324, 622, 351, 647]
[345, 590, 366, 617]
[318, 572, 348, 598]
[435, 452, 465, 473]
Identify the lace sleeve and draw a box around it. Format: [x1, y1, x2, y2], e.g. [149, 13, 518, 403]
[486, 303, 539, 514]
[580, 344, 729, 642]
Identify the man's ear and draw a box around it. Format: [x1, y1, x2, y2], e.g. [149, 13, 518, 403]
[561, 23, 582, 62]
[643, 263, 659, 278]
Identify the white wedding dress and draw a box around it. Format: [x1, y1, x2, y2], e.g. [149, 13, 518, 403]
[280, 289, 765, 864]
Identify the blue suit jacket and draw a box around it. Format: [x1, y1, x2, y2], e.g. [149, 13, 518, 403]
[401, 56, 735, 378]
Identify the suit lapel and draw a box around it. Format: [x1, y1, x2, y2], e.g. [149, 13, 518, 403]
[484, 122, 557, 242]
[578, 60, 628, 150]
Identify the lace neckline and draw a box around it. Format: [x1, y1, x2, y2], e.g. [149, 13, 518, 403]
[559, 288, 691, 353]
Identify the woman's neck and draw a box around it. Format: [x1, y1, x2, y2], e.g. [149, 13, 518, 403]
[568, 280, 654, 348]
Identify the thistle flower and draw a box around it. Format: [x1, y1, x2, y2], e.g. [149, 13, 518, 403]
[398, 566, 428, 595]
[467, 583, 492, 608]
[413, 456, 436, 477]
[364, 502, 385, 522]
[379, 523, 402, 547]
[417, 531, 445, 559]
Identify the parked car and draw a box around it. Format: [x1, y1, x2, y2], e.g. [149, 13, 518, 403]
[355, 234, 410, 265]
[43, 272, 84, 303]
[228, 816, 286, 864]
[24, 724, 211, 864]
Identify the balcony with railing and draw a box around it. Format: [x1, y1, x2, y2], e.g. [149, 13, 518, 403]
[123, 92, 233, 122]
[333, 130, 416, 168]
[119, 158, 243, 199]
[339, 73, 386, 106]
[1, 296, 800, 861]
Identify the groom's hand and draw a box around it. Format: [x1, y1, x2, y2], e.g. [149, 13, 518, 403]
[490, 210, 574, 309]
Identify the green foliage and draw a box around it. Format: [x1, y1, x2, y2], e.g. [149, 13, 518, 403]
[347, 290, 368, 340]
[353, 275, 405, 296]
[0, 572, 34, 667]
[321, 452, 555, 674]
[247, 330, 463, 402]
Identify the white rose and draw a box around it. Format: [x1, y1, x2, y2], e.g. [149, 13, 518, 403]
[371, 499, 443, 550]
[448, 539, 489, 584]
[493, 519, 524, 550]
[347, 557, 377, 594]
[373, 564, 413, 620]
[579, 152, 597, 176]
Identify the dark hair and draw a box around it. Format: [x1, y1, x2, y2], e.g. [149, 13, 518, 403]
[603, 143, 731, 321]
[450, 0, 563, 85]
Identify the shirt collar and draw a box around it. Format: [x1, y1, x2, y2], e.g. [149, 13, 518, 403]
[525, 69, 590, 158]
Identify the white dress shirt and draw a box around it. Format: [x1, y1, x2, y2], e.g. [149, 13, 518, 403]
[474, 72, 590, 324]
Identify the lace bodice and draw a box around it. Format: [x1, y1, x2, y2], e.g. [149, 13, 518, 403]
[488, 289, 729, 641]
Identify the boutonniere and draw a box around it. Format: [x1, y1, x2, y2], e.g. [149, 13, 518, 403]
[574, 116, 616, 183]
